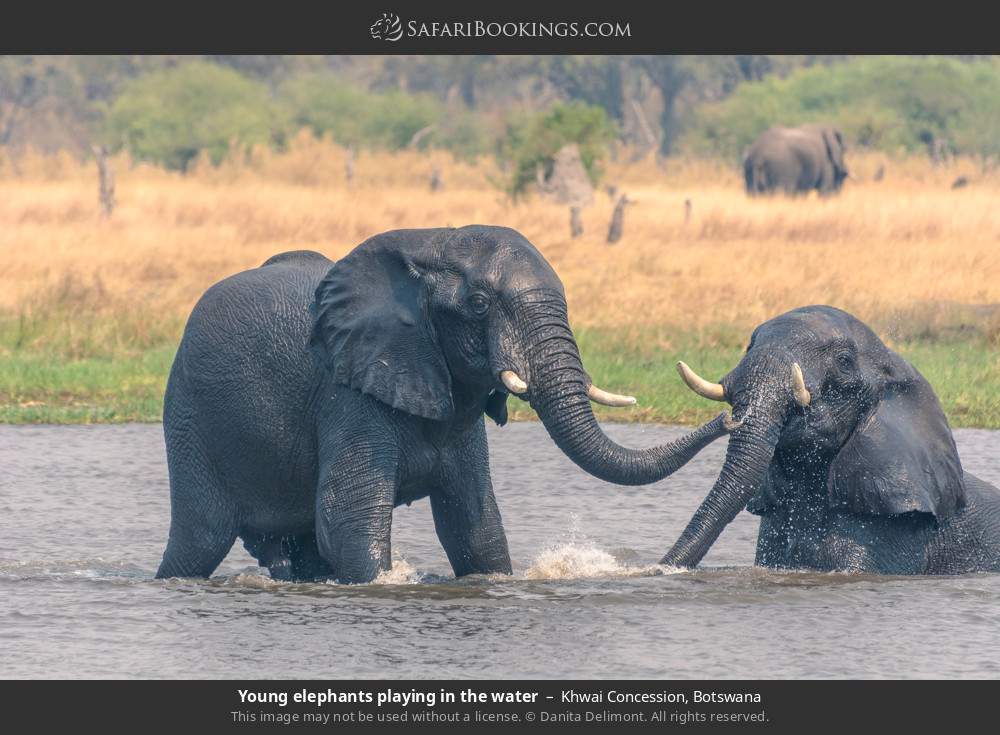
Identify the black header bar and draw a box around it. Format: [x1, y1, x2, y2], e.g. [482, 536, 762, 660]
[2, 3, 998, 54]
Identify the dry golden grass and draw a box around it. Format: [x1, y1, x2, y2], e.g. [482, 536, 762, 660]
[1, 134, 999, 353]
[2, 136, 999, 426]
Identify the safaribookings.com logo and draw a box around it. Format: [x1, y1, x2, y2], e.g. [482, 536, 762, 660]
[370, 14, 631, 42]
[370, 13, 404, 41]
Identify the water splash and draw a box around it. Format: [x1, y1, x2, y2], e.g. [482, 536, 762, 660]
[298, 552, 425, 586]
[524, 540, 630, 579]
[521, 514, 693, 580]
[372, 555, 423, 585]
[225, 571, 285, 589]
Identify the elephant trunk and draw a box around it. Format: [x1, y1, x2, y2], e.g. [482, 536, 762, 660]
[516, 294, 729, 486]
[660, 353, 793, 568]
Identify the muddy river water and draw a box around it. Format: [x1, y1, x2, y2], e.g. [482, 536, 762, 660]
[1, 422, 998, 678]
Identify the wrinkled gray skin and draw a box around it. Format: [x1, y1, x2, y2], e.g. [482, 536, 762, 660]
[156, 226, 730, 584]
[662, 305, 1000, 574]
[744, 125, 849, 196]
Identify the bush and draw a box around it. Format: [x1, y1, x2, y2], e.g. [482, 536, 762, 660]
[279, 74, 488, 156]
[498, 101, 616, 198]
[107, 62, 282, 171]
[278, 76, 375, 149]
[682, 56, 1000, 160]
[281, 76, 435, 150]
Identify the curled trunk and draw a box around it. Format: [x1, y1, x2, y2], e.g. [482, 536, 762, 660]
[659, 416, 782, 567]
[660, 348, 799, 568]
[519, 295, 729, 486]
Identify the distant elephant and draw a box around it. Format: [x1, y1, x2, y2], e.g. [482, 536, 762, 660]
[662, 305, 1000, 574]
[155, 227, 732, 584]
[744, 125, 849, 196]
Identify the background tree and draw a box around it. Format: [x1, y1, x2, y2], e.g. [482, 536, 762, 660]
[106, 61, 281, 170]
[2, 54, 998, 172]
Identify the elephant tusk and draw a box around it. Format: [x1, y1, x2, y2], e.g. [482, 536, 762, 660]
[587, 384, 637, 407]
[500, 370, 528, 394]
[791, 363, 811, 407]
[676, 361, 726, 402]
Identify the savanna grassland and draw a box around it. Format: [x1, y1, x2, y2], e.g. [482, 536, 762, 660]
[1, 135, 999, 426]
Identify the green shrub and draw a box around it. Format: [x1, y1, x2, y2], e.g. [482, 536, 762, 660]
[498, 101, 616, 198]
[682, 56, 1000, 160]
[281, 75, 430, 149]
[280, 74, 488, 155]
[107, 62, 281, 170]
[423, 109, 490, 161]
[365, 89, 441, 150]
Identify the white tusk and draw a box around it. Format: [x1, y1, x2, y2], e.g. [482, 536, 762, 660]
[500, 370, 528, 394]
[676, 361, 726, 402]
[587, 384, 637, 407]
[791, 363, 811, 407]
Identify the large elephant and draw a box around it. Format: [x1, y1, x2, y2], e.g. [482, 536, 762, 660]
[744, 124, 849, 196]
[156, 226, 732, 584]
[661, 305, 1000, 574]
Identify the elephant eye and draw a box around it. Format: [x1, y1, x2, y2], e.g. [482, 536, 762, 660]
[835, 351, 855, 371]
[468, 293, 490, 316]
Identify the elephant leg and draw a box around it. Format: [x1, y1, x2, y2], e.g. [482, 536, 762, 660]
[816, 165, 837, 196]
[430, 421, 512, 577]
[287, 533, 335, 581]
[156, 425, 238, 579]
[314, 445, 397, 584]
[242, 531, 334, 582]
[754, 514, 789, 568]
[241, 531, 294, 581]
[813, 535, 880, 573]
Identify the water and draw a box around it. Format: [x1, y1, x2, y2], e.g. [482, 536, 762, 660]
[2, 422, 999, 679]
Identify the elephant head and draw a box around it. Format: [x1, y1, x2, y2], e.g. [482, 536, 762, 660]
[310, 225, 730, 485]
[662, 305, 965, 567]
[808, 124, 849, 190]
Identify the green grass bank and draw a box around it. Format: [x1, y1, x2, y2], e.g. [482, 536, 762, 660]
[1, 327, 998, 428]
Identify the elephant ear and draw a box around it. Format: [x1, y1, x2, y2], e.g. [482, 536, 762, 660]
[821, 127, 846, 174]
[827, 356, 965, 521]
[310, 229, 454, 421]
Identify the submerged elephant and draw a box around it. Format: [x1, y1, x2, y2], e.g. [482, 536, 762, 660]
[662, 305, 1000, 574]
[744, 124, 848, 196]
[156, 226, 731, 584]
